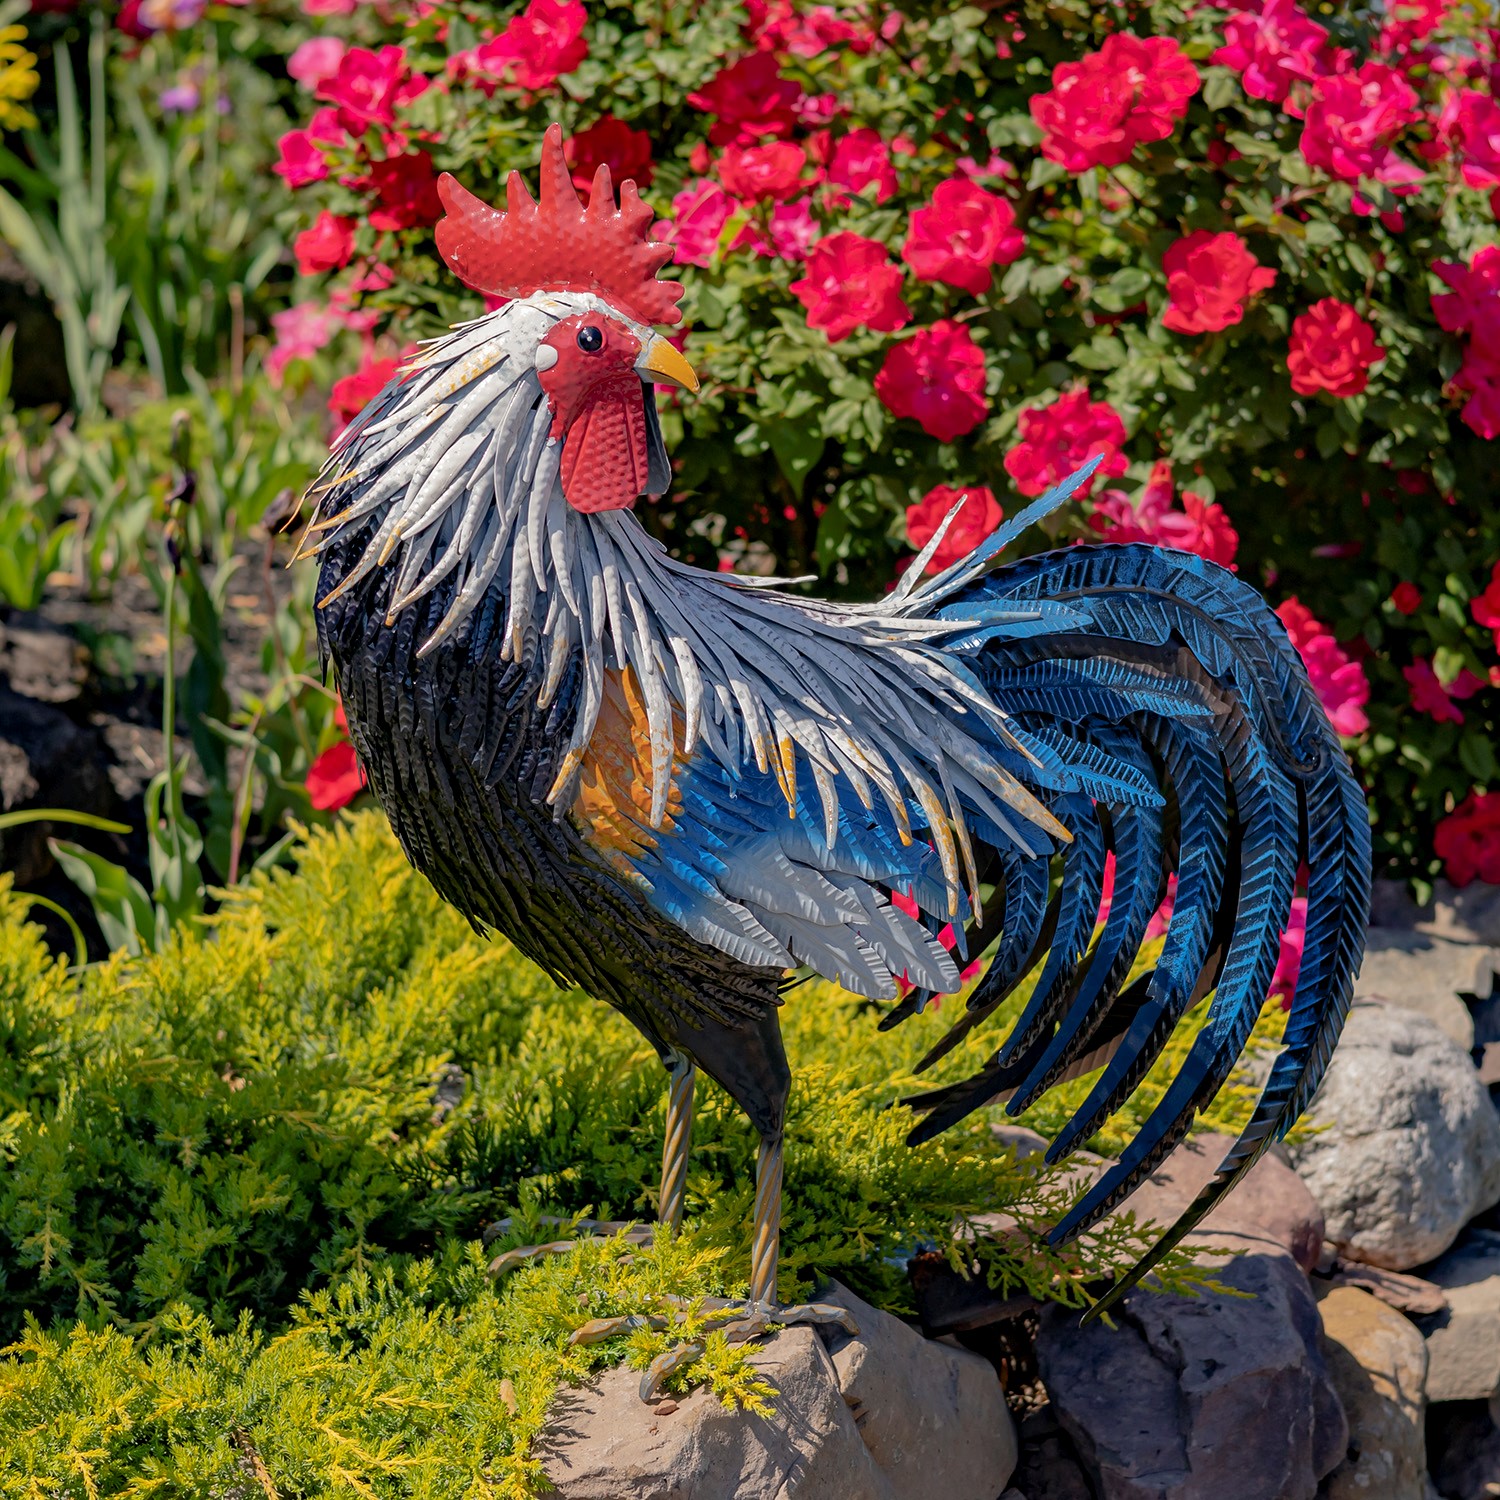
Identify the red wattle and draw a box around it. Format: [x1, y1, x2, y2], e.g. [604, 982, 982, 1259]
[558, 377, 649, 512]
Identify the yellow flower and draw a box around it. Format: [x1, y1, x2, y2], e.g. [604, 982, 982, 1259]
[0, 24, 39, 133]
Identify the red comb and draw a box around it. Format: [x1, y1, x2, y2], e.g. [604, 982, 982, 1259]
[435, 123, 683, 327]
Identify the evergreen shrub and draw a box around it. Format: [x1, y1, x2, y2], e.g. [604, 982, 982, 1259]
[0, 811, 1253, 1494]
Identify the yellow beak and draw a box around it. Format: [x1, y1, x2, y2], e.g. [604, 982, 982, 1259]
[637, 335, 699, 393]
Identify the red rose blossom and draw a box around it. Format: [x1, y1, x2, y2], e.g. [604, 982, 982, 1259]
[905, 484, 1004, 573]
[789, 232, 909, 342]
[1211, 0, 1343, 110]
[718, 141, 807, 202]
[902, 178, 1023, 296]
[1160, 230, 1276, 335]
[565, 114, 653, 191]
[1390, 581, 1422, 615]
[1472, 560, 1500, 650]
[329, 353, 401, 432]
[1287, 299, 1384, 398]
[1030, 32, 1199, 173]
[1434, 791, 1500, 887]
[316, 44, 411, 134]
[1003, 387, 1128, 498]
[874, 320, 989, 442]
[473, 0, 587, 92]
[687, 53, 803, 146]
[827, 128, 897, 203]
[1276, 597, 1370, 736]
[364, 151, 443, 231]
[1088, 461, 1239, 570]
[295, 211, 356, 276]
[1300, 61, 1423, 189]
[307, 701, 366, 810]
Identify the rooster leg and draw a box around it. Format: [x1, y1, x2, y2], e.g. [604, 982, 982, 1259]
[625, 1135, 859, 1403]
[658, 1051, 695, 1235]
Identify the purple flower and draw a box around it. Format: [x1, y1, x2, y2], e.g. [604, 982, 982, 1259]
[159, 82, 201, 113]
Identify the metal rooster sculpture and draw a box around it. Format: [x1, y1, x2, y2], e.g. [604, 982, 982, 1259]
[305, 125, 1370, 1371]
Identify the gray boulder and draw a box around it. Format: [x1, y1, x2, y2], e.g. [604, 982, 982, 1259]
[1287, 1003, 1500, 1270]
[1035, 1251, 1347, 1500]
[540, 1281, 1016, 1500]
[1315, 1285, 1428, 1500]
[1355, 927, 1500, 1048]
[1113, 1132, 1326, 1273]
[1417, 1229, 1500, 1404]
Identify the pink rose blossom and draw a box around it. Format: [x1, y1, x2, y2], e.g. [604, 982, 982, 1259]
[1276, 597, 1370, 737]
[1300, 61, 1423, 189]
[266, 301, 342, 385]
[827, 128, 897, 204]
[1088, 461, 1240, 570]
[664, 180, 733, 267]
[768, 196, 819, 261]
[1437, 88, 1500, 189]
[288, 37, 347, 89]
[1404, 658, 1485, 725]
[1212, 0, 1343, 111]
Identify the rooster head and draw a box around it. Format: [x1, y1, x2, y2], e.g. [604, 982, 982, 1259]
[433, 123, 697, 514]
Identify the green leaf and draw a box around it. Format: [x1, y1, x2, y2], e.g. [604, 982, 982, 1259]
[1202, 68, 1241, 112]
[49, 840, 156, 956]
[766, 420, 824, 499]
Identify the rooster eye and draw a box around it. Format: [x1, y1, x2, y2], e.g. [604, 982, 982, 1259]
[576, 325, 604, 353]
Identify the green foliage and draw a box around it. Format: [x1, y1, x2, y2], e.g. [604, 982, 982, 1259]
[0, 811, 1238, 1493]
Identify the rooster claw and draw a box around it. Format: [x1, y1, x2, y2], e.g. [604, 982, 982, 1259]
[635, 1298, 859, 1403]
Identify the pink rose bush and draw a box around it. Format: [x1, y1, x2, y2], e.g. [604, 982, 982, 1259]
[276, 0, 1500, 888]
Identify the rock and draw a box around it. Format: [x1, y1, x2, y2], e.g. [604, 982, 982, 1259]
[1036, 1251, 1347, 1500]
[1114, 1132, 1326, 1273]
[1417, 1229, 1500, 1404]
[1012, 1407, 1097, 1500]
[1475, 995, 1500, 1050]
[1369, 878, 1500, 949]
[539, 1282, 1017, 1500]
[1477, 1042, 1500, 1090]
[0, 615, 89, 704]
[1315, 1286, 1428, 1500]
[1320, 1260, 1448, 1318]
[1287, 1003, 1500, 1270]
[1355, 928, 1500, 1048]
[1425, 1400, 1500, 1500]
[0, 684, 114, 885]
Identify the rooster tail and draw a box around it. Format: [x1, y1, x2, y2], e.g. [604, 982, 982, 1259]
[904, 544, 1370, 1316]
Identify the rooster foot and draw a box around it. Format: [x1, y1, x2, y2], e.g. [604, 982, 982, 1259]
[485, 1218, 654, 1277]
[596, 1296, 860, 1403]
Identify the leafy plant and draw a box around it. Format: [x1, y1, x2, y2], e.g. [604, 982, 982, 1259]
[0, 811, 1238, 1492]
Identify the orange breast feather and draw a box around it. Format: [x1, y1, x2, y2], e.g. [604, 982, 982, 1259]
[574, 666, 683, 875]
